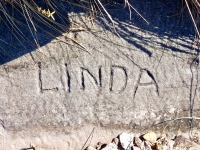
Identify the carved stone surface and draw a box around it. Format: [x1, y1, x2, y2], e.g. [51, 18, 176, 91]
[0, 0, 199, 149]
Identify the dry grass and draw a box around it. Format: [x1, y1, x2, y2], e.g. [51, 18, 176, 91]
[0, 0, 199, 47]
[186, 0, 200, 38]
[0, 1, 120, 51]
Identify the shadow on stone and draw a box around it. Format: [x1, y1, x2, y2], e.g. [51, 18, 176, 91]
[98, 0, 196, 56]
[0, 1, 80, 65]
[0, 0, 197, 65]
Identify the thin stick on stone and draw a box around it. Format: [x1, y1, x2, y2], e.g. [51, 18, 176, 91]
[81, 127, 95, 150]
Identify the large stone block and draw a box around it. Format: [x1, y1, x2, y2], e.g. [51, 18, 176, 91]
[0, 0, 199, 149]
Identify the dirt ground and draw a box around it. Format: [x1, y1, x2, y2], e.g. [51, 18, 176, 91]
[0, 124, 200, 150]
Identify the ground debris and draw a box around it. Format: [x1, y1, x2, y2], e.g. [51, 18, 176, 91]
[86, 146, 97, 150]
[134, 137, 143, 148]
[119, 132, 134, 149]
[84, 131, 200, 150]
[143, 131, 157, 143]
[101, 143, 118, 150]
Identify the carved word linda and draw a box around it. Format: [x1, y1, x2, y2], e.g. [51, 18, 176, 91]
[38, 62, 159, 97]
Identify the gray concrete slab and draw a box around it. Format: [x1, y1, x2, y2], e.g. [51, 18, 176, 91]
[0, 0, 199, 149]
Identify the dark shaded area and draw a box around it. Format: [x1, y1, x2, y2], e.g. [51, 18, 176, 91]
[0, 0, 197, 65]
[0, 0, 85, 64]
[20, 148, 34, 150]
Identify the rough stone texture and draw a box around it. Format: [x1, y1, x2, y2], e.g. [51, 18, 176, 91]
[0, 0, 199, 149]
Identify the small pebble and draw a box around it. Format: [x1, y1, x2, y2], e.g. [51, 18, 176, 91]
[134, 137, 143, 148]
[86, 146, 96, 150]
[112, 138, 119, 145]
[144, 141, 152, 150]
[96, 142, 103, 150]
[101, 143, 118, 150]
[143, 131, 157, 143]
[119, 132, 134, 149]
[133, 146, 141, 150]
